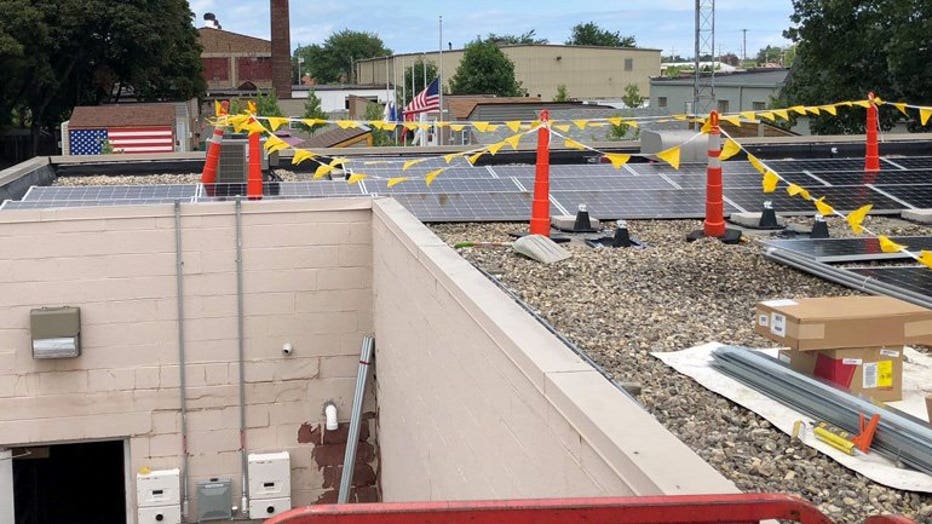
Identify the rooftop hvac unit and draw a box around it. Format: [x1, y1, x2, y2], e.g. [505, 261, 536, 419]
[196, 478, 232, 521]
[210, 137, 280, 197]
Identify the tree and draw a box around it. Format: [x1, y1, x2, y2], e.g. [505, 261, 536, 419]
[782, 0, 931, 134]
[299, 91, 328, 132]
[401, 59, 438, 106]
[566, 22, 636, 47]
[621, 84, 645, 108]
[449, 39, 525, 97]
[364, 102, 393, 146]
[294, 30, 390, 84]
[553, 85, 570, 102]
[719, 53, 740, 66]
[484, 30, 547, 45]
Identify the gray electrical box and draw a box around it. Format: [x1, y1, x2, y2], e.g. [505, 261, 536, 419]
[196, 478, 232, 521]
[30, 306, 81, 359]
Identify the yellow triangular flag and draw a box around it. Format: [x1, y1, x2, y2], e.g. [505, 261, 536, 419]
[245, 121, 265, 135]
[837, 101, 854, 107]
[436, 121, 449, 128]
[655, 145, 681, 170]
[819, 105, 837, 115]
[403, 158, 426, 171]
[573, 119, 588, 129]
[450, 124, 465, 131]
[919, 250, 932, 269]
[877, 235, 906, 254]
[488, 141, 506, 155]
[805, 106, 821, 115]
[740, 111, 757, 121]
[892, 102, 909, 116]
[814, 197, 835, 217]
[505, 121, 521, 133]
[720, 139, 741, 161]
[846, 204, 872, 234]
[700, 119, 713, 133]
[786, 184, 812, 201]
[853, 100, 871, 108]
[773, 109, 789, 120]
[553, 124, 571, 132]
[263, 136, 289, 153]
[403, 122, 419, 131]
[762, 170, 779, 193]
[381, 122, 397, 131]
[564, 138, 585, 150]
[214, 100, 224, 117]
[748, 154, 766, 174]
[387, 177, 409, 188]
[443, 153, 459, 164]
[247, 101, 257, 114]
[292, 149, 316, 165]
[329, 157, 347, 167]
[672, 114, 689, 121]
[607, 117, 623, 126]
[467, 151, 486, 165]
[267, 117, 289, 131]
[473, 122, 491, 133]
[229, 115, 250, 132]
[920, 108, 932, 126]
[314, 164, 335, 179]
[346, 173, 367, 184]
[424, 168, 445, 186]
[336, 120, 358, 129]
[722, 115, 742, 127]
[604, 153, 630, 169]
[789, 105, 807, 115]
[417, 123, 432, 131]
[504, 134, 522, 150]
[873, 97, 884, 105]
[758, 111, 776, 121]
[302, 118, 324, 128]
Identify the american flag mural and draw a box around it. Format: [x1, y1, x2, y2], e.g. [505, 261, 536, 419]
[69, 127, 174, 155]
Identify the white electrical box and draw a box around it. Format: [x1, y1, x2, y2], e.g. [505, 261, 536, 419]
[136, 469, 181, 507]
[249, 496, 292, 518]
[138, 505, 182, 524]
[248, 451, 291, 499]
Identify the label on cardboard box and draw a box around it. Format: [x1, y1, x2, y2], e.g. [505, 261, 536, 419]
[863, 362, 878, 388]
[842, 358, 862, 365]
[877, 360, 893, 387]
[762, 299, 799, 307]
[758, 314, 769, 327]
[770, 313, 786, 337]
[880, 348, 900, 357]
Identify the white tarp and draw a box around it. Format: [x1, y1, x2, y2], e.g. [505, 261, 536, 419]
[653, 342, 932, 493]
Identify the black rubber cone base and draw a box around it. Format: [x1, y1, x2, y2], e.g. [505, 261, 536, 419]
[686, 228, 743, 244]
[508, 231, 571, 243]
[571, 210, 599, 233]
[810, 220, 830, 239]
[758, 207, 782, 229]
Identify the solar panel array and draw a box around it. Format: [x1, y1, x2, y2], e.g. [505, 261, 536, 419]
[3, 156, 932, 222]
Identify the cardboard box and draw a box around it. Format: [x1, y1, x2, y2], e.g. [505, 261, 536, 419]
[756, 296, 932, 351]
[778, 346, 903, 403]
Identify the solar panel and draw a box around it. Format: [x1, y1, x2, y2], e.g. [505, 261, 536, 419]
[488, 165, 535, 177]
[386, 192, 553, 222]
[275, 181, 364, 196]
[627, 163, 711, 176]
[664, 171, 824, 189]
[845, 266, 932, 301]
[351, 156, 473, 169]
[364, 178, 520, 194]
[883, 157, 932, 170]
[1, 199, 183, 209]
[24, 184, 197, 201]
[766, 158, 867, 172]
[868, 184, 932, 209]
[806, 170, 932, 186]
[549, 164, 629, 177]
[724, 185, 904, 215]
[761, 236, 932, 263]
[514, 175, 675, 191]
[353, 166, 495, 179]
[552, 189, 739, 219]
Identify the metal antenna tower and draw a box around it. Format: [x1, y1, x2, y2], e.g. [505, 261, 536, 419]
[693, 0, 715, 116]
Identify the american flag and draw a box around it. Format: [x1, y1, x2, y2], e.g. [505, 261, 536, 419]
[403, 78, 440, 118]
[69, 127, 174, 155]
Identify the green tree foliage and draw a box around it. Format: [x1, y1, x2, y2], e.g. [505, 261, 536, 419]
[621, 84, 645, 108]
[0, 0, 205, 152]
[294, 30, 391, 84]
[782, 0, 931, 133]
[402, 59, 439, 106]
[566, 22, 636, 47]
[553, 85, 570, 102]
[300, 91, 329, 132]
[755, 45, 785, 65]
[364, 102, 393, 146]
[449, 40, 525, 97]
[484, 30, 547, 46]
[255, 91, 283, 117]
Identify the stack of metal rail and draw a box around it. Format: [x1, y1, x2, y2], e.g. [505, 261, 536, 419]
[711, 345, 932, 475]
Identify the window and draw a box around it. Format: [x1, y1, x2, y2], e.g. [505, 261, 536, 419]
[624, 58, 633, 71]
[658, 97, 668, 108]
[717, 100, 730, 113]
[752, 101, 766, 110]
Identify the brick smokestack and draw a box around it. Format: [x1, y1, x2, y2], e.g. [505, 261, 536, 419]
[270, 0, 292, 99]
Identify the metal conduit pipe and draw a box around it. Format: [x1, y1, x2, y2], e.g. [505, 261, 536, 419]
[173, 202, 191, 519]
[235, 197, 250, 517]
[337, 336, 375, 503]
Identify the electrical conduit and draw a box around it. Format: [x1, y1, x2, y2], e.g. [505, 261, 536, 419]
[174, 201, 191, 519]
[235, 197, 250, 517]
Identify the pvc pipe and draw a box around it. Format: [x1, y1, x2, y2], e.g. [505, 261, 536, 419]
[324, 402, 339, 431]
[337, 336, 374, 503]
[173, 202, 191, 519]
[234, 197, 250, 517]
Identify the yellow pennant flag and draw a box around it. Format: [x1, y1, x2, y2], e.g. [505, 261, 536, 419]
[837, 101, 854, 107]
[473, 122, 491, 133]
[417, 123, 432, 131]
[919, 250, 932, 269]
[819, 105, 837, 115]
[435, 121, 449, 128]
[267, 117, 289, 131]
[346, 173, 367, 185]
[748, 154, 766, 174]
[302, 118, 324, 128]
[424, 168, 445, 186]
[789, 105, 807, 115]
[604, 153, 630, 169]
[740, 111, 758, 121]
[314, 164, 335, 179]
[229, 115, 250, 132]
[329, 157, 347, 168]
[504, 134, 522, 150]
[263, 136, 288, 153]
[786, 184, 812, 201]
[805, 106, 821, 115]
[450, 124, 465, 131]
[814, 197, 835, 217]
[468, 151, 486, 165]
[920, 108, 932, 126]
[247, 101, 257, 114]
[758, 111, 776, 121]
[336, 120, 358, 129]
[292, 149, 316, 165]
[877, 235, 907, 253]
[720, 139, 741, 161]
[853, 100, 871, 108]
[387, 177, 409, 188]
[762, 170, 779, 193]
[488, 141, 506, 155]
[553, 124, 571, 132]
[573, 119, 589, 129]
[700, 119, 713, 133]
[721, 115, 742, 127]
[245, 121, 266, 135]
[773, 109, 790, 120]
[403, 158, 426, 171]
[403, 122, 419, 131]
[380, 122, 398, 131]
[443, 153, 460, 164]
[214, 100, 224, 117]
[564, 138, 586, 150]
[892, 102, 909, 116]
[672, 114, 688, 121]
[846, 204, 872, 233]
[505, 121, 522, 133]
[607, 116, 623, 126]
[655, 145, 681, 170]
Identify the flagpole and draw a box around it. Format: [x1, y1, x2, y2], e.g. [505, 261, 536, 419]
[438, 15, 444, 146]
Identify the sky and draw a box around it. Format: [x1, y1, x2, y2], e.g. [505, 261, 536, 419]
[189, 0, 794, 59]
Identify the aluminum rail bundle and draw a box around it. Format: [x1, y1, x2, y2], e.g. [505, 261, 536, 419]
[711, 345, 932, 475]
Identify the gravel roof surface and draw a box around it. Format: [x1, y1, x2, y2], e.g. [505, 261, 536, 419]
[430, 217, 931, 524]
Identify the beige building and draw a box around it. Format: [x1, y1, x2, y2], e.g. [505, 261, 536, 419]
[355, 44, 661, 102]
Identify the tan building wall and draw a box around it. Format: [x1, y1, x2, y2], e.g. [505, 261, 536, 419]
[370, 198, 737, 500]
[356, 45, 662, 102]
[0, 199, 376, 519]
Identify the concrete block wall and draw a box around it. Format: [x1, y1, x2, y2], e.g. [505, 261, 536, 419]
[371, 198, 737, 500]
[0, 198, 377, 519]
